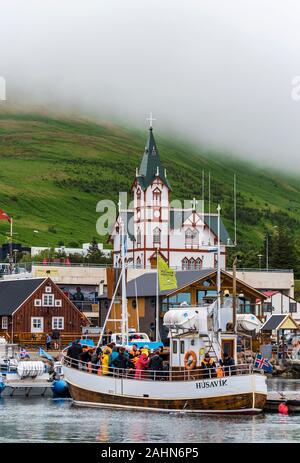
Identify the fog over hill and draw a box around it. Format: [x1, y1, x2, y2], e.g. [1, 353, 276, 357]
[1, 1, 300, 170]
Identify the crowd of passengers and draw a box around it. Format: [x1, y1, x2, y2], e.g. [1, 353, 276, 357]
[66, 341, 236, 379]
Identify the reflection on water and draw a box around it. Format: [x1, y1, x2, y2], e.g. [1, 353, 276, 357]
[1, 380, 300, 443]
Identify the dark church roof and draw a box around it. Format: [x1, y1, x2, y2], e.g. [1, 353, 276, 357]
[127, 269, 214, 298]
[0, 278, 46, 315]
[137, 127, 171, 190]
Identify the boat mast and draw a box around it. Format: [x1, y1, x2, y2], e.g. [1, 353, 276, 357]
[156, 246, 160, 342]
[120, 218, 128, 346]
[217, 204, 221, 345]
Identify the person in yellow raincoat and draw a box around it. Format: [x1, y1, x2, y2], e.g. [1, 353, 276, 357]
[101, 348, 111, 375]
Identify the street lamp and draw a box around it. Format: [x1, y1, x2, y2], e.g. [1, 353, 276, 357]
[257, 254, 263, 270]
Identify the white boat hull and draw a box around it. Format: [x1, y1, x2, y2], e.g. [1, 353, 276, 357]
[63, 364, 267, 414]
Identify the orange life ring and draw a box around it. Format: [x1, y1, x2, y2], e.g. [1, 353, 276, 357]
[184, 351, 197, 370]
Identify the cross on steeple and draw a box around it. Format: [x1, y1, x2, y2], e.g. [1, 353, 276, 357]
[146, 112, 156, 129]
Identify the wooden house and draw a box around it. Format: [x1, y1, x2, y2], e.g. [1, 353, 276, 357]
[0, 277, 89, 345]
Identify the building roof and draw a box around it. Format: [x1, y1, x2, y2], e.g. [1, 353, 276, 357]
[0, 278, 46, 315]
[170, 210, 232, 245]
[127, 268, 217, 298]
[262, 291, 279, 298]
[137, 127, 171, 191]
[127, 268, 266, 300]
[261, 314, 299, 331]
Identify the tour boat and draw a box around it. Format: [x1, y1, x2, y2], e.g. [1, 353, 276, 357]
[62, 218, 267, 414]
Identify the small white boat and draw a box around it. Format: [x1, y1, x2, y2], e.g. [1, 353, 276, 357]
[237, 314, 261, 332]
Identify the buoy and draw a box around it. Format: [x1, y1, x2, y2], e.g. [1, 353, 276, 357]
[52, 379, 69, 398]
[278, 402, 289, 415]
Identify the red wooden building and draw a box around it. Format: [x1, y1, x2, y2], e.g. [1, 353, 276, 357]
[0, 277, 89, 345]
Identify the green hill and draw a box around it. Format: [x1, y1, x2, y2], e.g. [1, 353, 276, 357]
[0, 108, 300, 269]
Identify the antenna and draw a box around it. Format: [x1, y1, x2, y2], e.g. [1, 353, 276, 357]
[234, 173, 237, 245]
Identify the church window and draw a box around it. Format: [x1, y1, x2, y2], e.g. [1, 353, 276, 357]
[195, 257, 202, 270]
[153, 188, 161, 206]
[185, 228, 198, 247]
[137, 227, 141, 246]
[188, 258, 195, 270]
[136, 189, 141, 208]
[182, 257, 189, 270]
[153, 227, 161, 245]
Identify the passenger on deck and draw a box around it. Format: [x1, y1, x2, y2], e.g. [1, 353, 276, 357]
[112, 347, 129, 374]
[101, 348, 111, 375]
[108, 346, 119, 369]
[66, 341, 83, 368]
[200, 353, 216, 379]
[91, 347, 102, 373]
[79, 347, 92, 370]
[220, 353, 235, 376]
[148, 349, 163, 380]
[134, 352, 149, 380]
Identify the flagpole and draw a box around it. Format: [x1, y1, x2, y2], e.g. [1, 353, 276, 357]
[156, 246, 160, 342]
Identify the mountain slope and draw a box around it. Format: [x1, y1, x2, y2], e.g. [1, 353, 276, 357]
[0, 109, 300, 261]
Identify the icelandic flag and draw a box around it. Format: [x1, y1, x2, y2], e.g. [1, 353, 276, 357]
[39, 347, 54, 361]
[254, 353, 273, 373]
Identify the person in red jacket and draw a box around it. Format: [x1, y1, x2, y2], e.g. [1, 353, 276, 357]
[134, 353, 149, 380]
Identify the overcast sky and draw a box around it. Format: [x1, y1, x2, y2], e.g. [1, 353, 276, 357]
[1, 0, 300, 169]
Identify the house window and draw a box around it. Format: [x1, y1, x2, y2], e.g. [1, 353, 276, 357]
[137, 227, 141, 246]
[289, 302, 297, 313]
[45, 286, 52, 293]
[52, 317, 64, 330]
[153, 227, 161, 245]
[55, 299, 62, 307]
[42, 294, 54, 306]
[1, 316, 8, 330]
[34, 299, 42, 307]
[182, 258, 189, 270]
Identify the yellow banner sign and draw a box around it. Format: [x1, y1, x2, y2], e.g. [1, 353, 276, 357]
[157, 255, 177, 291]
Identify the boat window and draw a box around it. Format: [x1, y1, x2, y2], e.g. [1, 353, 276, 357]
[180, 341, 185, 354]
[173, 340, 177, 354]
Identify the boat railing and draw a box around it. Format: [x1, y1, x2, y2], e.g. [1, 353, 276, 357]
[61, 352, 261, 382]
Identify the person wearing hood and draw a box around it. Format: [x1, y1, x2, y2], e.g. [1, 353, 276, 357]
[108, 346, 119, 368]
[135, 353, 150, 380]
[112, 347, 129, 372]
[101, 348, 111, 375]
[148, 349, 163, 380]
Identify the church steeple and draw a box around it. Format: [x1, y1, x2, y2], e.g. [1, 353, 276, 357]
[137, 126, 171, 190]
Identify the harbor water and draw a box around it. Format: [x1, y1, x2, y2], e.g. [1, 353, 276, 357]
[1, 379, 300, 443]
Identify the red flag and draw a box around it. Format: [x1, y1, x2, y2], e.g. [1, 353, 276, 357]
[0, 209, 11, 223]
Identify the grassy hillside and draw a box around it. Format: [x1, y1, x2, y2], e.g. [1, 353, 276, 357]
[0, 108, 300, 264]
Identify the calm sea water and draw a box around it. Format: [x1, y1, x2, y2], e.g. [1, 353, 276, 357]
[1, 379, 300, 443]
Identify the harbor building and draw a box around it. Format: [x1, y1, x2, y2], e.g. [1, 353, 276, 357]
[103, 268, 267, 347]
[109, 125, 233, 270]
[0, 277, 89, 345]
